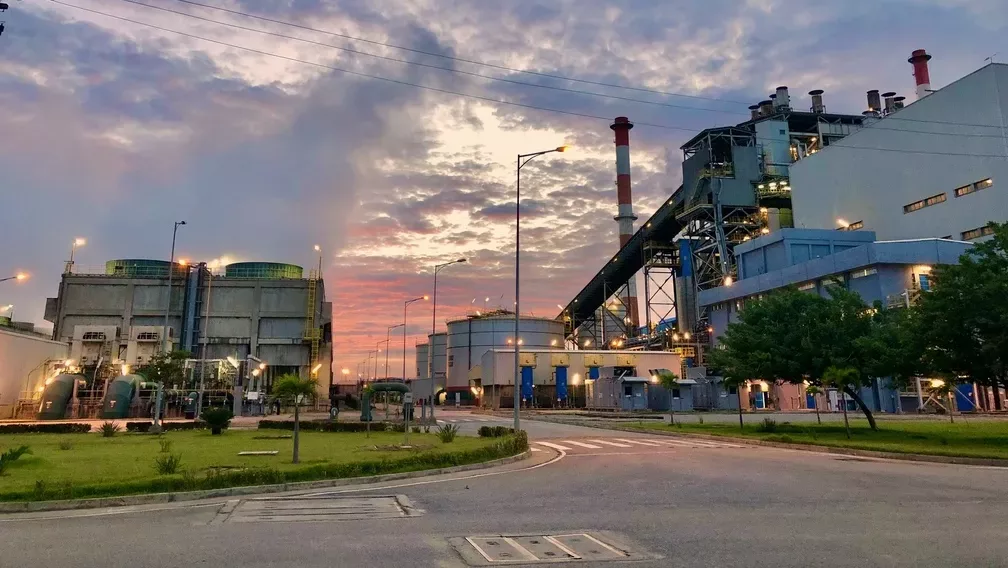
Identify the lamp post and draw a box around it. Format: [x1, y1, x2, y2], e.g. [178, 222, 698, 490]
[514, 146, 567, 430]
[431, 258, 467, 337]
[385, 324, 403, 379]
[0, 273, 27, 284]
[162, 221, 186, 353]
[313, 244, 322, 276]
[403, 296, 427, 384]
[65, 238, 86, 274]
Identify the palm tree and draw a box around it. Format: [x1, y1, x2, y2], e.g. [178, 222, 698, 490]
[273, 373, 318, 464]
[657, 370, 680, 425]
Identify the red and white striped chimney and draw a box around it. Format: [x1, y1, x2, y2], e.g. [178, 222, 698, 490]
[908, 49, 932, 99]
[611, 116, 639, 331]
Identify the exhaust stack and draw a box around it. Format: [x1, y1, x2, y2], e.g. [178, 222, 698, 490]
[611, 116, 639, 330]
[808, 89, 825, 113]
[909, 49, 933, 99]
[867, 90, 882, 113]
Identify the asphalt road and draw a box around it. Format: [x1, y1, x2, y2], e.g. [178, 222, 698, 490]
[3, 411, 1007, 567]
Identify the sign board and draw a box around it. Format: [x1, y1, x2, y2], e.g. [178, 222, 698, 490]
[550, 353, 571, 367]
[615, 353, 637, 366]
[519, 352, 537, 367]
[673, 346, 697, 358]
[583, 353, 603, 367]
[404, 392, 413, 405]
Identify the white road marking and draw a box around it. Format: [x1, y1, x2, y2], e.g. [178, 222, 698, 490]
[588, 439, 632, 448]
[615, 438, 662, 447]
[531, 447, 543, 452]
[563, 440, 603, 449]
[536, 441, 573, 452]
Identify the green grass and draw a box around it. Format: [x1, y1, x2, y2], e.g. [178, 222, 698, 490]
[0, 430, 523, 502]
[626, 419, 1008, 460]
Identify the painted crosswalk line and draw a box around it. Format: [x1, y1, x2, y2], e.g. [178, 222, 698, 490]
[562, 440, 603, 449]
[614, 438, 662, 447]
[536, 441, 573, 452]
[588, 439, 633, 448]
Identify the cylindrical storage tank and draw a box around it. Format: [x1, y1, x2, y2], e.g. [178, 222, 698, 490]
[428, 332, 447, 389]
[37, 374, 84, 420]
[224, 262, 303, 279]
[100, 374, 143, 419]
[106, 259, 185, 279]
[415, 343, 429, 380]
[445, 313, 564, 391]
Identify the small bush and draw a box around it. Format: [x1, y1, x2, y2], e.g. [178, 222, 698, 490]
[58, 440, 74, 451]
[437, 423, 459, 443]
[391, 423, 407, 433]
[755, 418, 778, 433]
[779, 435, 794, 443]
[478, 425, 516, 438]
[201, 407, 233, 435]
[126, 421, 205, 433]
[0, 423, 90, 434]
[411, 426, 421, 434]
[100, 422, 121, 438]
[154, 453, 182, 475]
[0, 445, 31, 474]
[159, 439, 173, 454]
[259, 420, 388, 433]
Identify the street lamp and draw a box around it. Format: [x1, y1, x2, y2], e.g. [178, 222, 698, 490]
[514, 145, 567, 430]
[0, 273, 27, 284]
[431, 258, 467, 336]
[314, 244, 322, 276]
[162, 221, 186, 353]
[385, 324, 403, 379]
[403, 295, 428, 383]
[64, 238, 86, 274]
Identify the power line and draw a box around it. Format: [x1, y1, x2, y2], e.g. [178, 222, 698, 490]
[46, 0, 1008, 159]
[109, 0, 1008, 140]
[113, 0, 750, 117]
[165, 0, 1008, 131]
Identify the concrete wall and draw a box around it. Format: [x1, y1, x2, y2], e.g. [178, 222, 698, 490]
[791, 64, 1008, 241]
[0, 328, 68, 418]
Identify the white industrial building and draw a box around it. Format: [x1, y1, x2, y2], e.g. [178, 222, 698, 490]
[0, 326, 68, 418]
[792, 61, 1008, 241]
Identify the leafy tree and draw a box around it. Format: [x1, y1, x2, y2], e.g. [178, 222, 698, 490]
[822, 366, 858, 439]
[273, 374, 318, 464]
[656, 370, 680, 423]
[139, 350, 190, 385]
[805, 384, 823, 425]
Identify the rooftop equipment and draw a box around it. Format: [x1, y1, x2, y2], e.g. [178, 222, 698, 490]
[808, 90, 825, 113]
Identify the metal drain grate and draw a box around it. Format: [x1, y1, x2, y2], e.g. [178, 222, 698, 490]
[450, 531, 655, 565]
[214, 495, 421, 523]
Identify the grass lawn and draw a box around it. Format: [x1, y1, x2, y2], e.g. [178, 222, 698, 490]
[0, 429, 519, 502]
[625, 419, 1008, 460]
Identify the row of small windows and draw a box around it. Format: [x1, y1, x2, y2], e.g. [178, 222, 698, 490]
[962, 225, 995, 241]
[717, 268, 880, 311]
[904, 178, 994, 214]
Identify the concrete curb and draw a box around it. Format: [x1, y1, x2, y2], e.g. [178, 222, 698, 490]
[533, 417, 1008, 468]
[0, 450, 531, 514]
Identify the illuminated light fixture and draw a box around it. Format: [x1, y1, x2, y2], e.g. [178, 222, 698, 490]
[769, 182, 778, 189]
[517, 338, 524, 345]
[64, 359, 75, 367]
[557, 304, 564, 310]
[550, 339, 558, 346]
[311, 363, 322, 374]
[259, 362, 267, 370]
[583, 339, 592, 347]
[759, 207, 768, 213]
[16, 273, 28, 281]
[121, 364, 130, 376]
[74, 238, 87, 247]
[646, 222, 652, 228]
[761, 227, 770, 235]
[572, 373, 581, 384]
[422, 295, 429, 300]
[914, 265, 933, 274]
[836, 218, 849, 228]
[36, 386, 44, 393]
[724, 276, 734, 286]
[758, 184, 765, 190]
[314, 244, 321, 252]
[684, 332, 691, 340]
[707, 326, 714, 334]
[252, 368, 261, 377]
[650, 376, 659, 384]
[810, 136, 817, 142]
[930, 379, 945, 388]
[743, 236, 751, 242]
[227, 356, 239, 369]
[44, 377, 54, 386]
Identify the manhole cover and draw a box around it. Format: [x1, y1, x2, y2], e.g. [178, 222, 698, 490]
[450, 531, 656, 565]
[213, 495, 421, 523]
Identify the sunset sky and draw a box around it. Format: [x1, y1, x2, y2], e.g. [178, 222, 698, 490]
[2, 0, 1006, 379]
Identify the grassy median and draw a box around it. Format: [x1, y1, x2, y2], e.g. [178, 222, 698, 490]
[625, 419, 1008, 460]
[0, 429, 526, 502]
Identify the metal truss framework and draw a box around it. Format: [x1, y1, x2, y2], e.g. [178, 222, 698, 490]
[642, 241, 679, 335]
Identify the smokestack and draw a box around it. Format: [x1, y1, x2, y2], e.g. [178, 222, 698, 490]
[775, 86, 791, 110]
[749, 104, 760, 120]
[893, 95, 906, 110]
[769, 93, 778, 109]
[867, 90, 881, 113]
[909, 49, 932, 99]
[808, 89, 825, 113]
[611, 116, 639, 330]
[758, 100, 774, 116]
[882, 91, 896, 114]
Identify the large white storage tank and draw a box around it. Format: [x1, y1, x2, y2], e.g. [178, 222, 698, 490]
[415, 343, 429, 380]
[446, 312, 563, 390]
[427, 332, 447, 389]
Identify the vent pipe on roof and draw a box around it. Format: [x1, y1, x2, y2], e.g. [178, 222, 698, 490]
[758, 100, 774, 116]
[775, 86, 790, 110]
[866, 90, 882, 113]
[893, 95, 906, 110]
[909, 49, 933, 99]
[882, 91, 897, 114]
[749, 104, 760, 120]
[808, 89, 825, 113]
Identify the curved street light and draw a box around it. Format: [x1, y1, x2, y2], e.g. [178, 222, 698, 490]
[0, 273, 27, 284]
[403, 295, 428, 383]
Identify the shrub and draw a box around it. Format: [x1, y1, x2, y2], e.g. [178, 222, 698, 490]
[411, 426, 421, 434]
[478, 425, 516, 438]
[126, 421, 205, 433]
[437, 423, 459, 443]
[779, 435, 793, 443]
[58, 440, 74, 451]
[391, 423, 407, 433]
[0, 445, 31, 474]
[0, 423, 90, 434]
[755, 418, 778, 433]
[201, 407, 233, 435]
[159, 439, 172, 454]
[259, 420, 388, 433]
[100, 422, 121, 438]
[154, 453, 182, 475]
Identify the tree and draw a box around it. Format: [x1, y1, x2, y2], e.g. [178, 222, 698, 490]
[822, 366, 858, 439]
[139, 350, 190, 385]
[805, 384, 823, 425]
[656, 370, 680, 423]
[272, 373, 318, 464]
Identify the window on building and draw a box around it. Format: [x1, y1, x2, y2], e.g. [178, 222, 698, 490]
[136, 331, 159, 342]
[447, 355, 454, 368]
[797, 281, 816, 291]
[850, 267, 878, 279]
[624, 385, 633, 397]
[954, 184, 972, 197]
[727, 385, 738, 395]
[671, 388, 681, 399]
[962, 225, 995, 240]
[954, 178, 993, 198]
[81, 331, 106, 341]
[903, 192, 946, 213]
[845, 220, 863, 231]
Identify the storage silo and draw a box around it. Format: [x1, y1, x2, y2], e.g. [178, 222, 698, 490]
[415, 342, 429, 380]
[428, 332, 447, 392]
[446, 311, 563, 393]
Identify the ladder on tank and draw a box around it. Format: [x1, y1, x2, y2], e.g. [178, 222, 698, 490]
[304, 270, 320, 371]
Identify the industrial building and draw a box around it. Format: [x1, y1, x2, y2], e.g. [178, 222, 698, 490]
[37, 258, 331, 418]
[0, 323, 68, 418]
[791, 61, 1008, 242]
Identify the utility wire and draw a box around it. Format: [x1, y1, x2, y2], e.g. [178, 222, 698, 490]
[48, 0, 1008, 159]
[164, 0, 1007, 131]
[117, 0, 1008, 137]
[113, 0, 749, 117]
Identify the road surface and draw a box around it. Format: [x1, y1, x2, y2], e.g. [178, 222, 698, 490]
[3, 410, 1006, 567]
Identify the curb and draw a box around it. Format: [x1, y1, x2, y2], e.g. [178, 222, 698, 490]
[532, 417, 1008, 468]
[0, 450, 531, 514]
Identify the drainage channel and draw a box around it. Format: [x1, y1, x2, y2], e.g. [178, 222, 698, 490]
[449, 531, 658, 565]
[212, 495, 422, 524]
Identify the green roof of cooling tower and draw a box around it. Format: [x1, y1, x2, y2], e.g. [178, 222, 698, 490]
[105, 259, 187, 278]
[224, 262, 303, 279]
